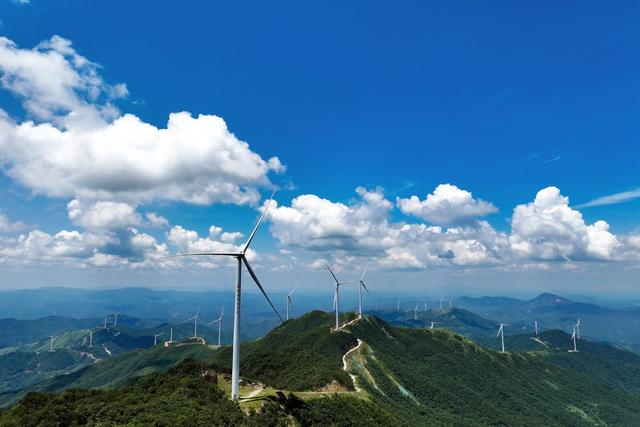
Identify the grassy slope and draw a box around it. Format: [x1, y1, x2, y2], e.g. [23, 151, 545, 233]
[0, 344, 216, 407]
[0, 360, 405, 427]
[211, 310, 358, 391]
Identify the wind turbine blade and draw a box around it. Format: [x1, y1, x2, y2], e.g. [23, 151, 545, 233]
[361, 281, 371, 296]
[324, 262, 340, 284]
[207, 319, 221, 325]
[183, 316, 196, 323]
[288, 295, 293, 309]
[242, 256, 284, 323]
[289, 284, 299, 297]
[176, 252, 240, 257]
[360, 263, 368, 281]
[243, 189, 276, 252]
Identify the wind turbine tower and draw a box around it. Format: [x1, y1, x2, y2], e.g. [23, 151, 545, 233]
[569, 327, 578, 352]
[397, 299, 401, 312]
[534, 320, 539, 337]
[48, 333, 56, 352]
[325, 262, 352, 330]
[184, 308, 201, 339]
[153, 332, 165, 346]
[414, 303, 419, 320]
[207, 308, 224, 347]
[497, 324, 505, 353]
[357, 264, 370, 317]
[286, 285, 298, 321]
[439, 297, 444, 309]
[89, 330, 93, 348]
[177, 190, 283, 401]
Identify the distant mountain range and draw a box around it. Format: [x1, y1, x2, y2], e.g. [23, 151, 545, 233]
[454, 292, 640, 353]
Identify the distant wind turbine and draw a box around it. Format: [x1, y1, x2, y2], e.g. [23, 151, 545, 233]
[184, 308, 201, 339]
[569, 326, 578, 352]
[414, 303, 419, 320]
[497, 324, 505, 353]
[397, 299, 401, 312]
[325, 262, 352, 330]
[153, 332, 165, 346]
[103, 316, 108, 329]
[177, 190, 283, 401]
[534, 320, 539, 337]
[48, 333, 57, 352]
[114, 312, 118, 327]
[439, 297, 444, 310]
[207, 307, 224, 347]
[357, 264, 371, 317]
[429, 321, 439, 329]
[286, 285, 298, 321]
[575, 317, 581, 339]
[423, 300, 428, 312]
[169, 328, 173, 342]
[88, 329, 93, 348]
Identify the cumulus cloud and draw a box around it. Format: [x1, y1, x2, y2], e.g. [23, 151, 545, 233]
[0, 36, 283, 206]
[509, 186, 619, 261]
[0, 210, 24, 233]
[265, 187, 507, 269]
[397, 184, 497, 225]
[68, 199, 142, 229]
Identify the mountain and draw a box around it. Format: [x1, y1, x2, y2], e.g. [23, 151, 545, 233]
[3, 311, 640, 425]
[454, 293, 640, 353]
[369, 307, 498, 343]
[0, 359, 403, 427]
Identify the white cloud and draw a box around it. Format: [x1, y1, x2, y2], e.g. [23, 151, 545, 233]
[397, 183, 497, 225]
[576, 188, 640, 208]
[509, 186, 619, 261]
[68, 199, 142, 229]
[0, 36, 283, 206]
[145, 212, 169, 228]
[0, 210, 24, 233]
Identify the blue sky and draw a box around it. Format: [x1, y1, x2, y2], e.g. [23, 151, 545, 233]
[0, 1, 638, 296]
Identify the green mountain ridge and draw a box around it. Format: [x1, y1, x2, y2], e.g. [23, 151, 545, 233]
[2, 311, 640, 426]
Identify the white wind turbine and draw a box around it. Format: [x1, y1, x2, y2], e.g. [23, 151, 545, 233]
[396, 299, 401, 312]
[48, 333, 57, 352]
[207, 308, 224, 347]
[103, 316, 108, 329]
[286, 285, 299, 321]
[88, 329, 93, 348]
[177, 190, 283, 401]
[497, 323, 506, 353]
[569, 326, 578, 352]
[429, 321, 439, 329]
[423, 300, 428, 312]
[534, 320, 539, 337]
[357, 264, 371, 317]
[184, 308, 201, 339]
[325, 262, 352, 330]
[114, 312, 119, 327]
[439, 297, 444, 309]
[153, 332, 165, 346]
[575, 317, 581, 339]
[169, 328, 173, 343]
[414, 303, 419, 320]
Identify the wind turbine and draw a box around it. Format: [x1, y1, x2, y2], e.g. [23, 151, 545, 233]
[113, 312, 118, 327]
[569, 326, 578, 352]
[423, 300, 428, 312]
[88, 329, 93, 348]
[396, 299, 401, 312]
[153, 332, 165, 346]
[184, 308, 201, 339]
[575, 317, 581, 339]
[325, 262, 352, 330]
[497, 324, 505, 353]
[177, 190, 283, 401]
[357, 264, 370, 317]
[169, 328, 173, 343]
[207, 307, 224, 347]
[286, 285, 298, 321]
[414, 303, 419, 320]
[439, 297, 444, 309]
[48, 333, 57, 352]
[103, 316, 108, 329]
[429, 321, 439, 329]
[534, 320, 539, 337]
